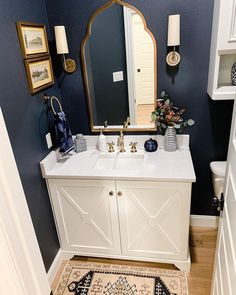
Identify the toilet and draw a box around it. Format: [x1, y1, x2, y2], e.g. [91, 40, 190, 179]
[210, 161, 227, 199]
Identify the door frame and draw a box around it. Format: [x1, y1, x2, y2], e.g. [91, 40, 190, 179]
[123, 6, 136, 125]
[0, 108, 51, 295]
[211, 98, 236, 294]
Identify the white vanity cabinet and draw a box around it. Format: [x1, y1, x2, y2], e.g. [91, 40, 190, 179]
[48, 179, 121, 255]
[208, 0, 236, 100]
[117, 181, 191, 261]
[47, 178, 192, 270]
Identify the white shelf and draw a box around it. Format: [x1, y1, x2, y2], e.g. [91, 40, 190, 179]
[218, 54, 236, 86]
[207, 0, 236, 100]
[213, 85, 236, 100]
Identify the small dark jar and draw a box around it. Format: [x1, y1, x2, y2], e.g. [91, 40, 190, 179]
[144, 138, 158, 152]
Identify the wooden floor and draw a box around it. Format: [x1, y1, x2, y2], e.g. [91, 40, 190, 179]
[136, 104, 154, 125]
[52, 226, 217, 295]
[188, 226, 217, 294]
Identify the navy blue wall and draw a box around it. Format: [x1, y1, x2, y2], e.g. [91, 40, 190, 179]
[0, 0, 60, 271]
[0, 0, 233, 273]
[46, 0, 233, 216]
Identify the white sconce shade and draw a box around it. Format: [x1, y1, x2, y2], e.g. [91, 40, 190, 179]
[167, 14, 180, 46]
[54, 25, 76, 73]
[166, 14, 181, 67]
[54, 26, 69, 54]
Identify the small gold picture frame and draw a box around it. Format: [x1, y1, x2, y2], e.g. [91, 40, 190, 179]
[16, 22, 49, 58]
[24, 56, 54, 94]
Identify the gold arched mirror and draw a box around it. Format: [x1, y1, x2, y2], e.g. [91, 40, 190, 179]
[81, 0, 157, 132]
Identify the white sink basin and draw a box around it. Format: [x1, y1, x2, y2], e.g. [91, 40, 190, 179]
[93, 153, 144, 171]
[115, 154, 144, 170]
[93, 154, 116, 170]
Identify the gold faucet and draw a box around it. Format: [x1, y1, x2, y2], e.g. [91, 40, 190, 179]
[117, 117, 129, 153]
[117, 130, 126, 153]
[123, 117, 130, 129]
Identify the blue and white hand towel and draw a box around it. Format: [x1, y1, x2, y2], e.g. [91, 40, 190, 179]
[54, 111, 74, 154]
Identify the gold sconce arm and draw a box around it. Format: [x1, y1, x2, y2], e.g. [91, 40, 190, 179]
[62, 55, 76, 74]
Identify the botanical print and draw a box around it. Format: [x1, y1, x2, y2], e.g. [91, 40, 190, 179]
[29, 59, 52, 89]
[22, 27, 47, 54]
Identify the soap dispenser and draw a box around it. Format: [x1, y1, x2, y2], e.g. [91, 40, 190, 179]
[74, 134, 87, 153]
[97, 129, 106, 152]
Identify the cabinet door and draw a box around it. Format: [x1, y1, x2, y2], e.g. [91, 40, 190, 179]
[48, 179, 121, 255]
[218, 0, 236, 50]
[116, 181, 191, 260]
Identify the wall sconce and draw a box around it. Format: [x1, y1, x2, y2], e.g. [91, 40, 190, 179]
[54, 26, 76, 74]
[166, 14, 180, 67]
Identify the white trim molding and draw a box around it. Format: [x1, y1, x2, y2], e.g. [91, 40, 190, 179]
[0, 108, 51, 295]
[47, 250, 62, 285]
[190, 215, 219, 228]
[47, 250, 73, 285]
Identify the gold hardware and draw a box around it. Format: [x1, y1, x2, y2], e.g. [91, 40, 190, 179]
[123, 117, 130, 128]
[107, 142, 115, 152]
[117, 191, 122, 196]
[50, 96, 63, 115]
[43, 95, 63, 115]
[129, 142, 138, 153]
[109, 191, 114, 196]
[166, 50, 181, 67]
[43, 93, 51, 102]
[117, 130, 126, 153]
[63, 58, 76, 74]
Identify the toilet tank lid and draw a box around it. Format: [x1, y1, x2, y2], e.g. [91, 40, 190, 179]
[210, 161, 227, 177]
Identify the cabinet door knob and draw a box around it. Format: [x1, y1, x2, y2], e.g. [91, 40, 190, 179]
[109, 191, 114, 196]
[117, 191, 122, 196]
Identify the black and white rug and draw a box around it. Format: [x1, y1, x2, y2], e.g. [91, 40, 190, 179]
[54, 261, 188, 295]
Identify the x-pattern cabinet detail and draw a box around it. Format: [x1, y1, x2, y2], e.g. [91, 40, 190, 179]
[47, 178, 192, 271]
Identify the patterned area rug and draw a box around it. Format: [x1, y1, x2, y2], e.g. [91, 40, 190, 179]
[54, 261, 188, 295]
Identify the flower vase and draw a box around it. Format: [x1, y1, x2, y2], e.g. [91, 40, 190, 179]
[164, 126, 178, 152]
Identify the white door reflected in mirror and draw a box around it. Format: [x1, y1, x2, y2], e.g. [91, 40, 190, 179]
[124, 8, 155, 126]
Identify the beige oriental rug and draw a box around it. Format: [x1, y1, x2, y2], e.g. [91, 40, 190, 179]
[54, 261, 188, 295]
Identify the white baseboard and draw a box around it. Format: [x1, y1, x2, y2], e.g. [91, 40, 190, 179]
[47, 250, 74, 286]
[47, 249, 62, 285]
[190, 215, 219, 228]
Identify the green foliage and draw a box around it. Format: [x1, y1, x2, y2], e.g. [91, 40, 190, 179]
[151, 90, 195, 134]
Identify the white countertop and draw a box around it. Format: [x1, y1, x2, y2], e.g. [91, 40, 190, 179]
[40, 135, 196, 183]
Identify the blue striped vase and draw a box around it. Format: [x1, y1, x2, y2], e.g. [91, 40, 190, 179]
[231, 62, 236, 85]
[164, 126, 178, 152]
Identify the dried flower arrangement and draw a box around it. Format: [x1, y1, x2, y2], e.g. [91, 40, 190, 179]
[151, 90, 195, 134]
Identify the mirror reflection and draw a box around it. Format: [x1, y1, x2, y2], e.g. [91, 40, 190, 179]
[82, 1, 156, 131]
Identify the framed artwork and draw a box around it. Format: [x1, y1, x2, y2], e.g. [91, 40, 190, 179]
[16, 22, 49, 58]
[24, 56, 54, 94]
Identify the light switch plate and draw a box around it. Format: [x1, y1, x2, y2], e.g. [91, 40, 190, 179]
[113, 71, 124, 82]
[46, 133, 52, 149]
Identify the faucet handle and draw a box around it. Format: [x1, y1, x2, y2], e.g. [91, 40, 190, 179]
[129, 142, 138, 153]
[107, 141, 115, 153]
